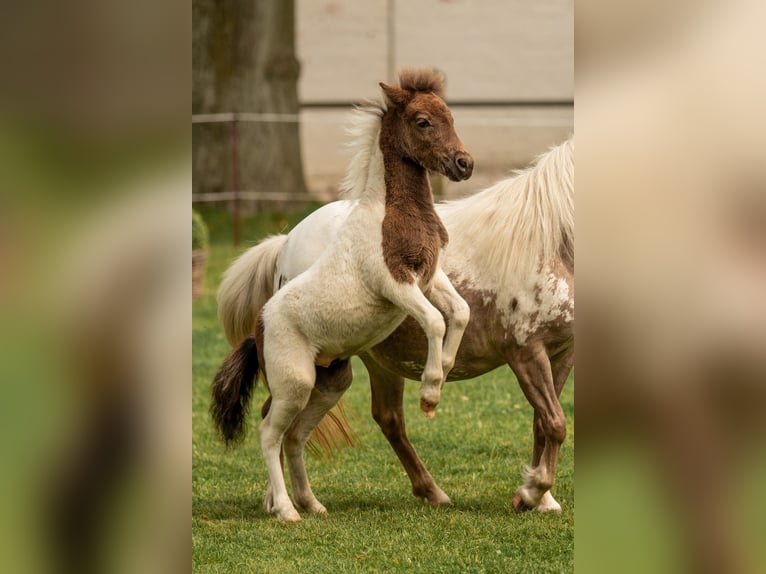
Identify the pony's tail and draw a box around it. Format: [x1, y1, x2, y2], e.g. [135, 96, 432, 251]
[306, 401, 358, 457]
[217, 235, 287, 347]
[259, 374, 359, 457]
[210, 336, 260, 446]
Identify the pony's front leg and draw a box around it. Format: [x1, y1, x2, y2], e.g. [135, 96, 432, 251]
[426, 269, 470, 378]
[361, 353, 451, 505]
[389, 284, 446, 418]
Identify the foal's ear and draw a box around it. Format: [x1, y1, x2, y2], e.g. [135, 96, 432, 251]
[379, 82, 410, 108]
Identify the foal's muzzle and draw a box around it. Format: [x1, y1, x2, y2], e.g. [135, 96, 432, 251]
[446, 151, 474, 181]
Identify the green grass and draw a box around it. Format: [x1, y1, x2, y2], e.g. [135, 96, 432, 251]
[192, 206, 574, 573]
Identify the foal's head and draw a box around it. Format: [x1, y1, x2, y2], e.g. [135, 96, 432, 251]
[379, 68, 473, 182]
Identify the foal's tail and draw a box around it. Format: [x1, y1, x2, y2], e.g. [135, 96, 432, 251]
[210, 336, 260, 446]
[217, 235, 287, 347]
[215, 232, 357, 455]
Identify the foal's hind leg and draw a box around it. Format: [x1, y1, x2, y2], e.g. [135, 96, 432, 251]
[282, 360, 352, 515]
[259, 348, 316, 521]
[506, 342, 568, 512]
[426, 269, 470, 378]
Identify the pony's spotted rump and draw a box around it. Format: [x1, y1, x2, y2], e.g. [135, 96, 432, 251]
[211, 69, 473, 521]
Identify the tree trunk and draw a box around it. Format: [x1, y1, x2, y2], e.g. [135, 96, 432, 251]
[193, 0, 308, 211]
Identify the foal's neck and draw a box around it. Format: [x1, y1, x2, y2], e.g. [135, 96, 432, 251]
[378, 115, 433, 209]
[382, 155, 432, 208]
[376, 110, 448, 284]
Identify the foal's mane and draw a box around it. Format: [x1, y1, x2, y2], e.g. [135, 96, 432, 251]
[439, 138, 574, 285]
[398, 67, 445, 97]
[338, 102, 385, 199]
[339, 68, 446, 199]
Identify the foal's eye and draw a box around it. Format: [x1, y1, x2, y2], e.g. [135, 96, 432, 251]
[416, 118, 431, 128]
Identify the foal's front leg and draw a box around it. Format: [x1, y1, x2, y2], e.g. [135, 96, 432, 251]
[426, 269, 470, 378]
[389, 284, 446, 418]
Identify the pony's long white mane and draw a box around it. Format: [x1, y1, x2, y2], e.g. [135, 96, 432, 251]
[439, 137, 574, 287]
[338, 101, 386, 199]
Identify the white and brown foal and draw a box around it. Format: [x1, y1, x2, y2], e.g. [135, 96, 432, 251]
[211, 69, 473, 521]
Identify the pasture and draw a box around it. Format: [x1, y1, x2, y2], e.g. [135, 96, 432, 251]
[192, 206, 574, 573]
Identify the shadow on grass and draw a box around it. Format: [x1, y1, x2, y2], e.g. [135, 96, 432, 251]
[194, 497, 263, 521]
[194, 494, 459, 521]
[195, 494, 531, 525]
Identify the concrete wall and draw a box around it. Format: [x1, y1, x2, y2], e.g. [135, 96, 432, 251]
[295, 0, 573, 198]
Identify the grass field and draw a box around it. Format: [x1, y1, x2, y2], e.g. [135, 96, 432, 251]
[192, 206, 574, 573]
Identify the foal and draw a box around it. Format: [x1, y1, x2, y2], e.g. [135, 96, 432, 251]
[211, 69, 473, 521]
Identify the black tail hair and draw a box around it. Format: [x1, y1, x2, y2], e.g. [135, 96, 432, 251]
[210, 336, 259, 446]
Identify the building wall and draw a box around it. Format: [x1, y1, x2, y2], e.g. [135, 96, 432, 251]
[295, 0, 573, 197]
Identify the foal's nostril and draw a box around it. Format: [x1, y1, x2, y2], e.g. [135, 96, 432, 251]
[454, 153, 473, 178]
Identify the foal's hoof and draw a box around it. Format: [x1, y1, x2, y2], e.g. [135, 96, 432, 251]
[511, 492, 533, 513]
[271, 506, 301, 522]
[420, 397, 439, 419]
[298, 500, 328, 516]
[276, 510, 302, 522]
[420, 397, 438, 419]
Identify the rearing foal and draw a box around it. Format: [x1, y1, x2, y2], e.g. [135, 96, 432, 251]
[211, 69, 473, 521]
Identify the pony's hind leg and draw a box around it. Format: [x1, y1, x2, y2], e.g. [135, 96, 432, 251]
[531, 342, 574, 512]
[259, 347, 316, 521]
[506, 343, 567, 512]
[283, 360, 352, 515]
[426, 269, 470, 377]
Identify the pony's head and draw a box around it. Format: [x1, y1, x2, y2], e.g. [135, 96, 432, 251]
[379, 68, 473, 182]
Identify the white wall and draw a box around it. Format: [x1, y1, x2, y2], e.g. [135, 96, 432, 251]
[296, 0, 573, 197]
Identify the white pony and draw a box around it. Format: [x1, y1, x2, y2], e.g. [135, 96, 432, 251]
[218, 137, 574, 513]
[211, 69, 473, 521]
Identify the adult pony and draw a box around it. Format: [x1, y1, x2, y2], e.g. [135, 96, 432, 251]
[218, 137, 574, 513]
[211, 69, 474, 521]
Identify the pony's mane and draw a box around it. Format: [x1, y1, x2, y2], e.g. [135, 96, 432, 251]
[439, 137, 574, 286]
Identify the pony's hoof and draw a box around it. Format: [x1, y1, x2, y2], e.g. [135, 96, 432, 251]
[511, 492, 533, 513]
[417, 486, 451, 506]
[536, 491, 562, 513]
